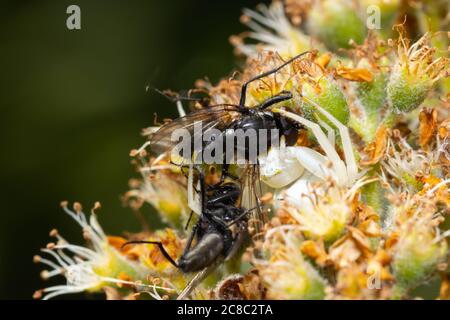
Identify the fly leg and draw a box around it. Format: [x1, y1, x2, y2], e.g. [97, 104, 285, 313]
[121, 241, 179, 269]
[184, 210, 195, 230]
[227, 207, 257, 227]
[182, 223, 198, 256]
[219, 163, 241, 183]
[220, 163, 229, 183]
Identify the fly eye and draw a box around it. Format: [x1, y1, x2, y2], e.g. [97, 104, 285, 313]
[284, 128, 299, 146]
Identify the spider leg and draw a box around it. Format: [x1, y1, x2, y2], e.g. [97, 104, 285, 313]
[317, 119, 336, 147]
[302, 96, 358, 184]
[274, 108, 348, 184]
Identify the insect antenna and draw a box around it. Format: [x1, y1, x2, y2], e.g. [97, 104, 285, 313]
[121, 241, 179, 269]
[238, 50, 312, 107]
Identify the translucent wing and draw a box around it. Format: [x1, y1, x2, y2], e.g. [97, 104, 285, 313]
[149, 105, 241, 156]
[240, 164, 266, 258]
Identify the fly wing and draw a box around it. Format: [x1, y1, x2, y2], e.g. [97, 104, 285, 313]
[149, 105, 241, 156]
[240, 164, 266, 257]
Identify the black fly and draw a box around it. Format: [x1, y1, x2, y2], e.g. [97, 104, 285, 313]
[122, 170, 253, 298]
[148, 51, 311, 168]
[130, 52, 312, 298]
[149, 51, 311, 239]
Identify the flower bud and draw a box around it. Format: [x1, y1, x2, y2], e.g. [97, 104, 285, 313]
[256, 228, 326, 299]
[127, 168, 190, 230]
[356, 72, 387, 117]
[283, 182, 353, 243]
[349, 61, 388, 142]
[393, 228, 447, 290]
[392, 208, 448, 290]
[387, 32, 449, 113]
[387, 65, 433, 113]
[302, 76, 350, 128]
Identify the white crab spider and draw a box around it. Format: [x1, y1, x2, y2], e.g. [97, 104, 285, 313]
[186, 96, 361, 214]
[259, 96, 359, 191]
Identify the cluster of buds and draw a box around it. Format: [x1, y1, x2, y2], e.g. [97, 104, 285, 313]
[34, 0, 449, 300]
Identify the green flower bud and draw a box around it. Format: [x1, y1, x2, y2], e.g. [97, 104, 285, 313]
[302, 76, 350, 129]
[387, 32, 449, 113]
[308, 0, 366, 51]
[353, 71, 388, 141]
[387, 64, 433, 113]
[357, 72, 387, 116]
[392, 219, 448, 290]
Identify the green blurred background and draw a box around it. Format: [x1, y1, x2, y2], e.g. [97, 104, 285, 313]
[0, 0, 261, 299]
